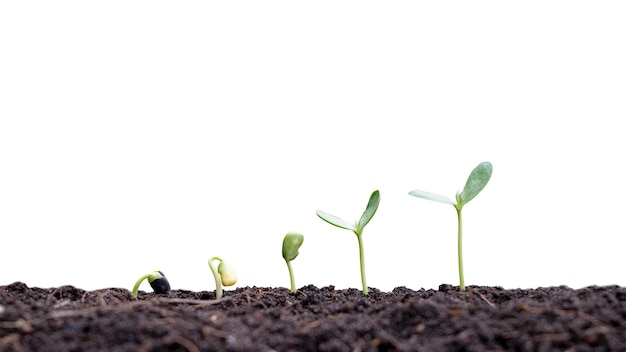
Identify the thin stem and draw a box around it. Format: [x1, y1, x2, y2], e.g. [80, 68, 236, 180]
[456, 207, 465, 291]
[132, 274, 150, 299]
[286, 260, 296, 293]
[356, 234, 368, 295]
[209, 256, 223, 299]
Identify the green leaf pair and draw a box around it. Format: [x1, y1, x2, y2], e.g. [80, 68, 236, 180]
[316, 190, 380, 236]
[409, 161, 492, 211]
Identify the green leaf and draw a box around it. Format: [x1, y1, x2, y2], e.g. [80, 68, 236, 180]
[282, 232, 304, 261]
[316, 210, 356, 232]
[408, 189, 455, 205]
[457, 161, 493, 206]
[357, 190, 380, 230]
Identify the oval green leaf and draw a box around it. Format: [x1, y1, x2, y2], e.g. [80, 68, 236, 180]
[408, 189, 455, 205]
[457, 161, 492, 206]
[282, 232, 304, 261]
[357, 190, 380, 230]
[316, 210, 356, 232]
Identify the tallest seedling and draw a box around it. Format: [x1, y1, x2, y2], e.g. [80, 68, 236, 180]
[316, 190, 380, 295]
[409, 162, 493, 291]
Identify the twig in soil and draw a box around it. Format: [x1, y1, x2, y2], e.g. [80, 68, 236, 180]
[161, 317, 197, 330]
[471, 289, 496, 308]
[0, 318, 37, 332]
[301, 319, 323, 332]
[371, 329, 409, 352]
[202, 325, 233, 340]
[163, 335, 201, 352]
[148, 297, 233, 306]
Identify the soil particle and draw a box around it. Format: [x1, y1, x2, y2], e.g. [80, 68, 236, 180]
[2, 282, 626, 351]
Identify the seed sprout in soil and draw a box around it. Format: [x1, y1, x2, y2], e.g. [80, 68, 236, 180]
[316, 190, 380, 295]
[208, 256, 237, 299]
[409, 161, 493, 290]
[282, 231, 304, 293]
[131, 270, 170, 299]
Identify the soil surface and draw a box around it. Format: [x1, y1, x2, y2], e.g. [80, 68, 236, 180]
[1, 282, 625, 351]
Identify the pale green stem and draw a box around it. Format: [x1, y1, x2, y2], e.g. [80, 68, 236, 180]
[286, 260, 296, 293]
[356, 234, 368, 295]
[131, 274, 150, 299]
[209, 256, 224, 299]
[456, 206, 465, 291]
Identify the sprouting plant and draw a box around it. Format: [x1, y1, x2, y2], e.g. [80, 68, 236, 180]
[131, 270, 171, 299]
[408, 161, 493, 291]
[208, 256, 237, 299]
[316, 190, 380, 295]
[282, 231, 304, 293]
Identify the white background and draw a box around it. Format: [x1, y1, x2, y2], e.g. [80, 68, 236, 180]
[1, 2, 625, 293]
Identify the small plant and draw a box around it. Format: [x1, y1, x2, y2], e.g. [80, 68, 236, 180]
[409, 161, 493, 291]
[131, 270, 171, 299]
[316, 190, 380, 295]
[282, 231, 304, 293]
[208, 256, 237, 299]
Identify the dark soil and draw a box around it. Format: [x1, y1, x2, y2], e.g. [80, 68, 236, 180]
[1, 282, 625, 351]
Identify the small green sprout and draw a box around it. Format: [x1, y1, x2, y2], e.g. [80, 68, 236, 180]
[208, 256, 237, 299]
[409, 161, 493, 291]
[131, 270, 171, 299]
[316, 190, 380, 295]
[282, 231, 304, 293]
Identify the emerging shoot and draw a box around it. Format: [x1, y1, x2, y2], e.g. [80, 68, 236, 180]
[282, 231, 304, 293]
[316, 190, 380, 295]
[131, 270, 171, 299]
[209, 256, 237, 299]
[409, 161, 493, 291]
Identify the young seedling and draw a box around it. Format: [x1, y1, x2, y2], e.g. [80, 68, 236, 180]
[208, 256, 237, 299]
[131, 270, 171, 299]
[409, 161, 493, 291]
[316, 190, 380, 295]
[282, 231, 304, 293]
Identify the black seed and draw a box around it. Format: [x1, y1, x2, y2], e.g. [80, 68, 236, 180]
[149, 273, 171, 294]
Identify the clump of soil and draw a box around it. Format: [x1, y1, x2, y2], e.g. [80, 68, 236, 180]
[1, 282, 625, 351]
